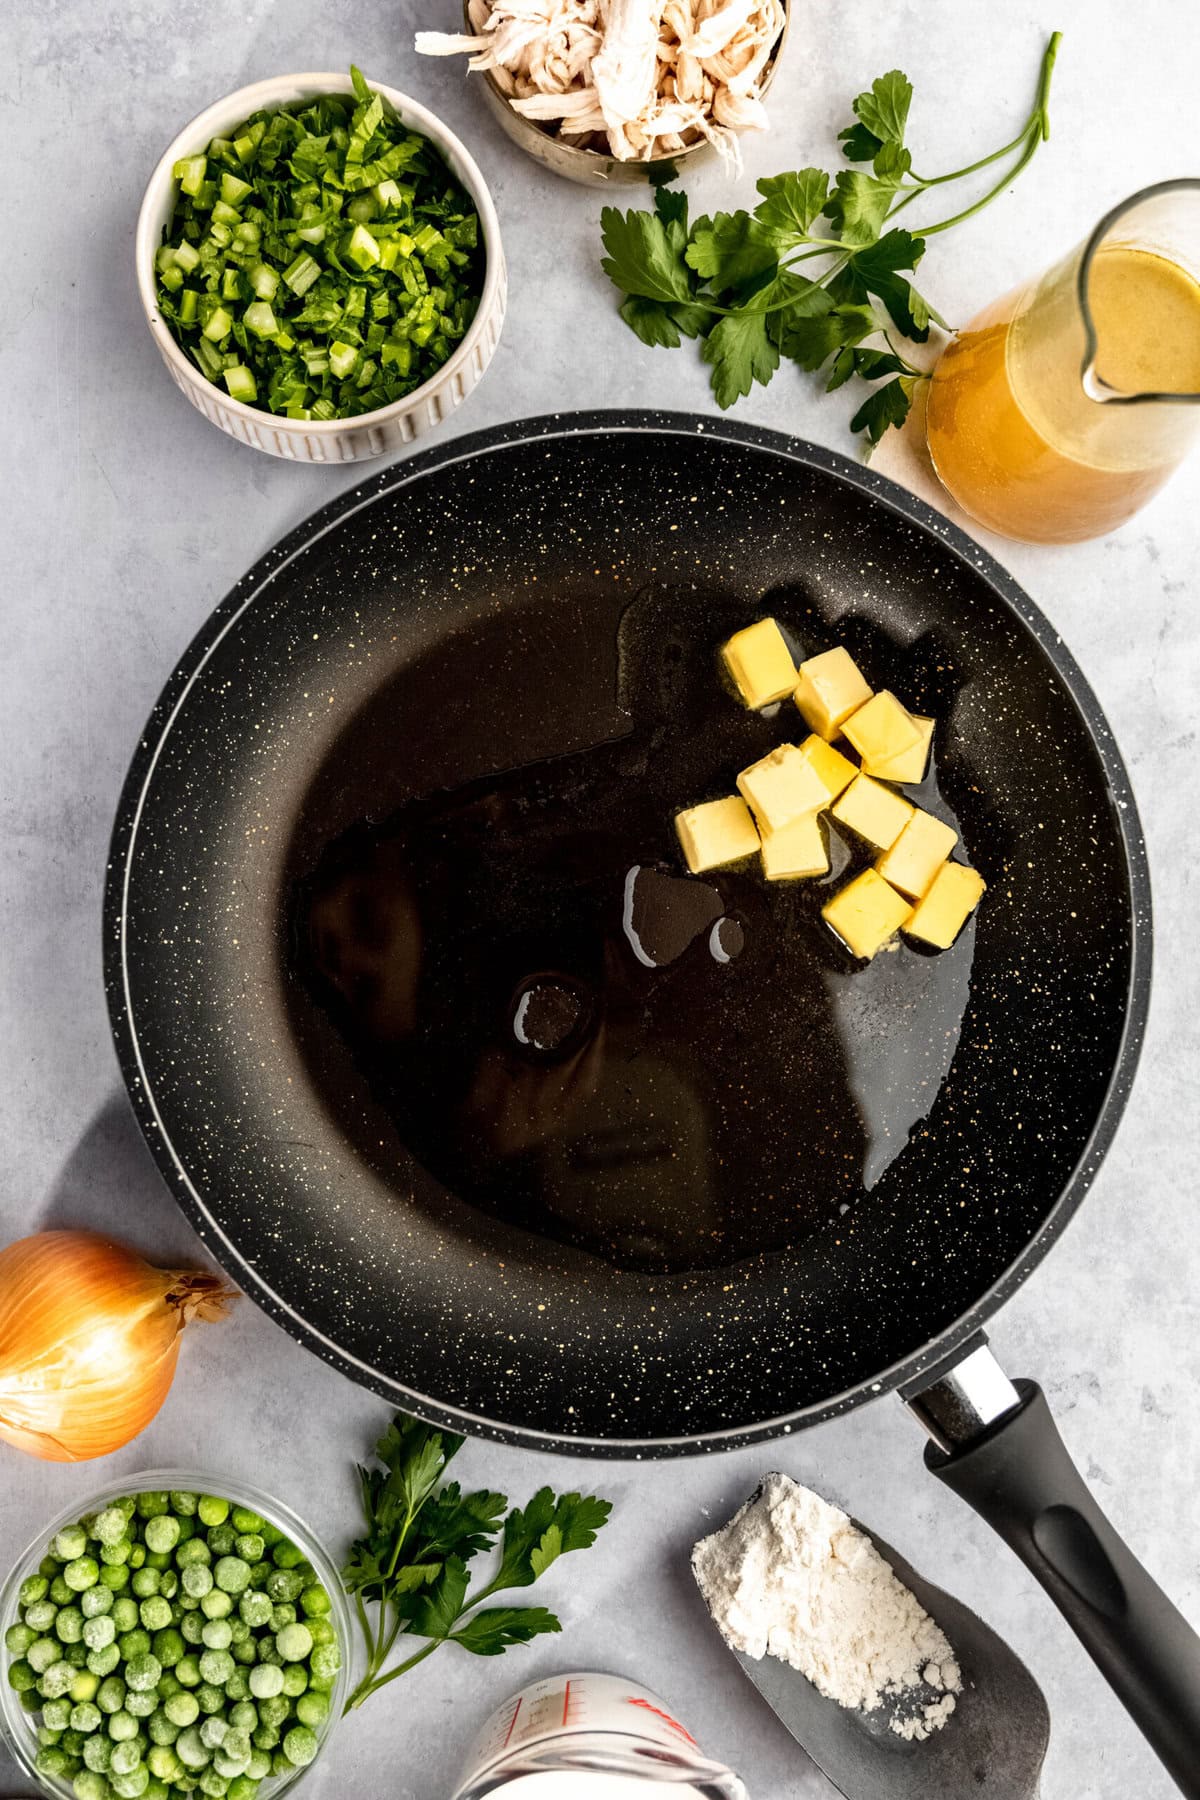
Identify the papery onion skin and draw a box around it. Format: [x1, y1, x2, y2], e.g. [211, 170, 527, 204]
[0, 1231, 237, 1462]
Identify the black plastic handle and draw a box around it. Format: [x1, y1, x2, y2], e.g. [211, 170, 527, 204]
[926, 1378, 1200, 1797]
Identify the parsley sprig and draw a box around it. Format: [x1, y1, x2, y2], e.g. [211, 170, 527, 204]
[599, 33, 1061, 444]
[341, 1413, 612, 1711]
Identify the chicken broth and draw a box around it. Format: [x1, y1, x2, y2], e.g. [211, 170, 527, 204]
[291, 584, 976, 1274]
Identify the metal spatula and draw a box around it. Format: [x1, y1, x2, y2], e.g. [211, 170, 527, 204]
[702, 1522, 1050, 1800]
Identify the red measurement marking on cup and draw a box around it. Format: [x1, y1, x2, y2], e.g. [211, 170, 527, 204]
[562, 1680, 572, 1728]
[502, 1697, 523, 1748]
[624, 1697, 698, 1745]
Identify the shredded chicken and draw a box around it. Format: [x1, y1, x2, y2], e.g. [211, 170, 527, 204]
[416, 0, 786, 164]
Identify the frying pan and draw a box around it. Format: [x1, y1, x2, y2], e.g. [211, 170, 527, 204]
[105, 412, 1200, 1788]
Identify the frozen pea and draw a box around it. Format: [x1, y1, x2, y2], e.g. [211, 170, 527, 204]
[247, 1564, 271, 1590]
[171, 1492, 198, 1516]
[310, 1641, 340, 1682]
[128, 1545, 146, 1571]
[165, 1691, 200, 1728]
[65, 1558, 101, 1592]
[198, 1649, 234, 1687]
[75, 1770, 112, 1800]
[108, 1709, 139, 1741]
[199, 1716, 227, 1750]
[5, 1622, 34, 1656]
[145, 1516, 180, 1555]
[71, 1701, 103, 1733]
[119, 1629, 151, 1662]
[207, 1527, 236, 1559]
[131, 1569, 161, 1599]
[153, 1627, 185, 1668]
[83, 1731, 113, 1771]
[299, 1584, 331, 1618]
[197, 1498, 229, 1529]
[66, 1642, 90, 1668]
[230, 1510, 262, 1535]
[19, 1574, 49, 1607]
[199, 1772, 230, 1797]
[268, 1604, 295, 1632]
[228, 1702, 256, 1732]
[50, 1576, 74, 1604]
[233, 1536, 264, 1565]
[175, 1655, 202, 1688]
[55, 1525, 90, 1562]
[182, 1564, 213, 1600]
[96, 1676, 126, 1713]
[40, 1659, 77, 1698]
[112, 1766, 152, 1798]
[17, 1689, 41, 1715]
[295, 1689, 328, 1728]
[224, 1669, 249, 1700]
[274, 1622, 312, 1664]
[214, 1743, 250, 1779]
[137, 1493, 170, 1520]
[82, 1615, 116, 1654]
[158, 1571, 179, 1602]
[101, 1540, 132, 1567]
[176, 1725, 211, 1768]
[71, 1669, 100, 1703]
[157, 1671, 182, 1700]
[148, 1742, 183, 1778]
[29, 1637, 61, 1673]
[143, 1782, 170, 1800]
[148, 1710, 180, 1746]
[177, 1540, 211, 1569]
[100, 1564, 131, 1592]
[306, 1617, 335, 1649]
[87, 1643, 121, 1678]
[61, 1724, 88, 1754]
[270, 1541, 305, 1571]
[265, 1569, 304, 1604]
[231, 1640, 257, 1668]
[213, 1558, 250, 1596]
[201, 1619, 233, 1652]
[126, 1654, 161, 1694]
[111, 1738, 143, 1777]
[140, 1598, 172, 1633]
[281, 1666, 307, 1699]
[247, 1665, 283, 1700]
[181, 1613, 205, 1646]
[56, 1606, 85, 1643]
[200, 1591, 233, 1622]
[81, 1586, 114, 1619]
[256, 1695, 288, 1729]
[237, 1592, 270, 1629]
[25, 1599, 58, 1633]
[36, 1745, 72, 1776]
[228, 1619, 250, 1647]
[127, 1690, 160, 1718]
[112, 1599, 139, 1634]
[196, 1683, 225, 1716]
[247, 1749, 270, 1779]
[250, 1725, 278, 1752]
[228, 1778, 261, 1800]
[92, 1508, 129, 1548]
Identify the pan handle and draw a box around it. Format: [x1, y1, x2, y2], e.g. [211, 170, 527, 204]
[905, 1337, 1200, 1798]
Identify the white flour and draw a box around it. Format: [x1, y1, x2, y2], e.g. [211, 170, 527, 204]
[693, 1473, 962, 1741]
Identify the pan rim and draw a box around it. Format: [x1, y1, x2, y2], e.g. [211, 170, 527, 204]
[103, 409, 1153, 1456]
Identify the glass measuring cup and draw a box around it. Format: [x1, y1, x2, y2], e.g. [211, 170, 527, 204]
[452, 1672, 748, 1798]
[925, 180, 1200, 542]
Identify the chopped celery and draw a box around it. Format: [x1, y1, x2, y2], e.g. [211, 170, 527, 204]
[173, 155, 207, 196]
[344, 224, 381, 271]
[155, 67, 483, 418]
[244, 301, 279, 338]
[249, 262, 279, 300]
[223, 365, 258, 403]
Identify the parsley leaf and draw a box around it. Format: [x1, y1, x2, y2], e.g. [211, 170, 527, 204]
[850, 375, 915, 443]
[451, 1607, 562, 1656]
[342, 1414, 612, 1712]
[685, 212, 780, 292]
[838, 121, 883, 162]
[844, 230, 938, 340]
[753, 169, 830, 239]
[702, 311, 780, 407]
[774, 301, 876, 371]
[600, 207, 694, 303]
[619, 295, 709, 348]
[853, 70, 913, 146]
[822, 170, 901, 245]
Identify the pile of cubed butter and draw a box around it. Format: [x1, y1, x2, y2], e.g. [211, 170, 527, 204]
[673, 618, 985, 960]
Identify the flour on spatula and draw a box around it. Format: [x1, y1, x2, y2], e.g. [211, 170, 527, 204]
[693, 1473, 962, 1741]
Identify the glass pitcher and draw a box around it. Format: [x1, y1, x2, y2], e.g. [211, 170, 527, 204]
[924, 179, 1200, 542]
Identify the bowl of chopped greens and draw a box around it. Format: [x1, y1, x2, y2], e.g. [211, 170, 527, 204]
[0, 1471, 352, 1798]
[136, 69, 505, 462]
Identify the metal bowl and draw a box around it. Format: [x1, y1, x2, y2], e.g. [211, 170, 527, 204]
[465, 0, 790, 185]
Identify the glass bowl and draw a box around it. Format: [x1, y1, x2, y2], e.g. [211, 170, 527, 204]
[0, 1468, 353, 1798]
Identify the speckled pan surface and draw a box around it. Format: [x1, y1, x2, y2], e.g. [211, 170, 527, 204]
[104, 411, 1151, 1455]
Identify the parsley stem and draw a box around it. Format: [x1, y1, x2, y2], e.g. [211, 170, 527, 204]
[917, 127, 1044, 237]
[345, 1638, 441, 1711]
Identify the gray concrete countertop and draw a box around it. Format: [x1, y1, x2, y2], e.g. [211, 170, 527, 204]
[3, 2, 1198, 1796]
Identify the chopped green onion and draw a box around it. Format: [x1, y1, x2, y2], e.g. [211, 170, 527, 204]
[221, 267, 242, 302]
[173, 156, 207, 196]
[179, 289, 200, 325]
[283, 252, 321, 295]
[210, 198, 242, 227]
[173, 239, 201, 274]
[249, 262, 279, 300]
[220, 172, 253, 207]
[202, 305, 233, 343]
[160, 263, 184, 293]
[344, 224, 381, 271]
[373, 179, 403, 210]
[328, 341, 358, 379]
[244, 302, 279, 339]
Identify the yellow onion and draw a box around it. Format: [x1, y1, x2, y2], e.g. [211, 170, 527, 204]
[0, 1231, 237, 1462]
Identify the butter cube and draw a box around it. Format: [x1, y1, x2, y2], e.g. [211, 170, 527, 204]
[877, 808, 958, 899]
[737, 745, 829, 834]
[793, 647, 873, 741]
[823, 868, 912, 960]
[906, 861, 986, 948]
[761, 814, 828, 881]
[721, 619, 798, 709]
[798, 735, 858, 805]
[832, 774, 914, 850]
[842, 691, 922, 770]
[869, 715, 934, 785]
[675, 796, 760, 873]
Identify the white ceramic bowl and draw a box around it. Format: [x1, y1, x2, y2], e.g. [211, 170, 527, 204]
[136, 73, 507, 462]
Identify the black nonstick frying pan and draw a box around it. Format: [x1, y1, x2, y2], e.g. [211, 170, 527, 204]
[105, 412, 1200, 1790]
